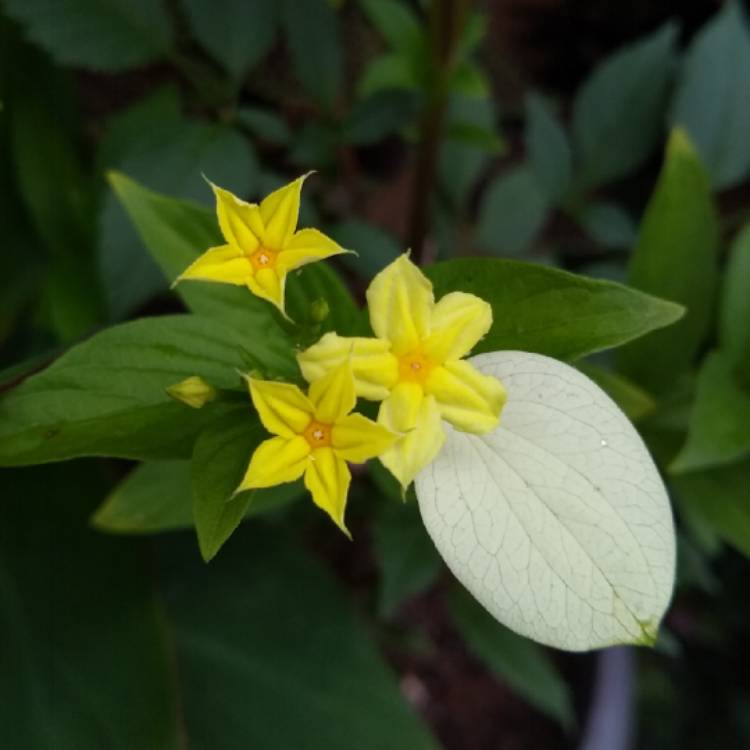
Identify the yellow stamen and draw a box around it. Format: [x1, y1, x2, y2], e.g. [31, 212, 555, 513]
[303, 420, 332, 448]
[398, 349, 434, 385]
[248, 247, 278, 271]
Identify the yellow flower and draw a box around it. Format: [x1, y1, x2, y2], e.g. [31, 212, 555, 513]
[298, 254, 506, 490]
[174, 174, 347, 316]
[237, 364, 395, 536]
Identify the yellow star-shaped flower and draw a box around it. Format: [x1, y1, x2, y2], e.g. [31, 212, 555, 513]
[297, 254, 507, 490]
[237, 364, 395, 536]
[174, 174, 347, 316]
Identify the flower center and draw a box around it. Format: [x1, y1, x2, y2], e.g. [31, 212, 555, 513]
[248, 247, 278, 271]
[398, 349, 434, 385]
[302, 420, 332, 448]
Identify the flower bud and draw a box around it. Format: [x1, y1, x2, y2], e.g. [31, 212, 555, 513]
[310, 298, 330, 323]
[166, 376, 217, 409]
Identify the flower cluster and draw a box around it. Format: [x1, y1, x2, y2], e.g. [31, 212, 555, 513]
[176, 176, 506, 534]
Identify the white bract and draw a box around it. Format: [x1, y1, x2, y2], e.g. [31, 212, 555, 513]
[415, 351, 675, 651]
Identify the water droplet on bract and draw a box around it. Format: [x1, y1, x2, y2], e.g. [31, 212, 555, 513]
[601, 439, 608, 447]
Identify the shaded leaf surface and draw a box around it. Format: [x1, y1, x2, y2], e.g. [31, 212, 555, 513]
[159, 524, 439, 749]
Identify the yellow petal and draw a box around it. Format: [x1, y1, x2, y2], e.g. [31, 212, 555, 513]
[237, 435, 310, 491]
[174, 244, 251, 286]
[366, 254, 434, 355]
[424, 360, 506, 434]
[422, 292, 492, 362]
[246, 267, 286, 314]
[259, 174, 308, 249]
[378, 389, 445, 490]
[331, 413, 395, 463]
[248, 378, 313, 438]
[304, 447, 352, 537]
[297, 332, 398, 401]
[211, 183, 263, 252]
[277, 227, 348, 272]
[308, 362, 356, 424]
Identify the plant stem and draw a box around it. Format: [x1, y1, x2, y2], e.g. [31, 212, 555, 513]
[407, 0, 469, 264]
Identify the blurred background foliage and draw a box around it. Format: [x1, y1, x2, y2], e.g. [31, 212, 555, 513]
[1, 0, 750, 748]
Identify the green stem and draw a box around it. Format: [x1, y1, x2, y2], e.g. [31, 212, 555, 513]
[407, 0, 470, 264]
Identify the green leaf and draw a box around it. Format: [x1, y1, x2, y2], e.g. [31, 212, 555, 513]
[183, 0, 279, 81]
[477, 166, 550, 255]
[577, 363, 656, 422]
[108, 172, 297, 376]
[426, 258, 684, 361]
[345, 90, 418, 144]
[616, 129, 719, 393]
[525, 93, 573, 203]
[572, 22, 678, 188]
[236, 106, 292, 145]
[8, 53, 103, 339]
[448, 588, 573, 727]
[449, 61, 490, 98]
[373, 500, 442, 618]
[0, 463, 180, 748]
[286, 261, 364, 338]
[191, 408, 265, 561]
[282, 0, 343, 108]
[445, 121, 504, 153]
[3, 0, 174, 71]
[674, 459, 750, 559]
[438, 95, 497, 208]
[670, 1, 750, 189]
[160, 525, 439, 749]
[92, 460, 194, 534]
[0, 315, 245, 466]
[92, 459, 304, 535]
[99, 91, 257, 318]
[579, 201, 637, 249]
[358, 53, 420, 97]
[720, 224, 750, 378]
[329, 219, 400, 278]
[359, 0, 423, 55]
[671, 351, 750, 473]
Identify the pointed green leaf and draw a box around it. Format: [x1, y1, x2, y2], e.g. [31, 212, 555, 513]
[92, 459, 304, 535]
[92, 460, 194, 534]
[572, 22, 677, 188]
[674, 459, 750, 559]
[477, 166, 550, 255]
[191, 408, 265, 561]
[671, 1, 750, 189]
[425, 258, 684, 361]
[3, 0, 173, 71]
[720, 224, 750, 378]
[183, 0, 279, 80]
[616, 130, 719, 393]
[671, 351, 750, 473]
[525, 93, 572, 203]
[0, 315, 243, 466]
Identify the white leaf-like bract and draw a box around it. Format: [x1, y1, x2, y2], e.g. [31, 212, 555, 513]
[415, 351, 675, 651]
